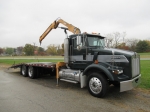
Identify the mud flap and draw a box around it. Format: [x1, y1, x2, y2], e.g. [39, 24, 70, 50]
[80, 73, 87, 88]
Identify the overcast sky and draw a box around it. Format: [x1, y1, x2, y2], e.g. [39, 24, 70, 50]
[0, 0, 150, 48]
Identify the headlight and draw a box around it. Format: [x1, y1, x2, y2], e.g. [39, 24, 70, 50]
[112, 69, 123, 75]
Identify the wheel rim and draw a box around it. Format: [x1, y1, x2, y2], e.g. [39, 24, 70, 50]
[28, 67, 33, 77]
[22, 65, 26, 75]
[89, 77, 102, 94]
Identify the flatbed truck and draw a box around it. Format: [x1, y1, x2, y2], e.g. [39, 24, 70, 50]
[10, 18, 141, 97]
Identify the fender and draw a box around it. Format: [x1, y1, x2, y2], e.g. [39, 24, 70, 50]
[83, 63, 114, 81]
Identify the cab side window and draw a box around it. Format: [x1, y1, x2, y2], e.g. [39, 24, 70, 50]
[73, 37, 77, 48]
[72, 36, 86, 49]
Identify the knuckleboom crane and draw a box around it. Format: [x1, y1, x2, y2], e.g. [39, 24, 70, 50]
[39, 18, 81, 85]
[39, 18, 81, 44]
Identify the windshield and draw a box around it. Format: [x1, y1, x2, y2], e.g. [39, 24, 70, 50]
[87, 36, 105, 48]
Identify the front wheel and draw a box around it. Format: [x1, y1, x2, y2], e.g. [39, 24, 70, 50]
[87, 72, 109, 98]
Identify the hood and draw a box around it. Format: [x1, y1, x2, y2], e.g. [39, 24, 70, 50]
[92, 48, 135, 57]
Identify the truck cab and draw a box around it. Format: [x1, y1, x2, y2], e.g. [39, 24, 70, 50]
[60, 32, 141, 97]
[69, 33, 105, 69]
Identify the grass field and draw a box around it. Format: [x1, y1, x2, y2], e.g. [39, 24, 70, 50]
[0, 56, 63, 64]
[0, 56, 63, 59]
[0, 59, 64, 65]
[0, 56, 149, 89]
[139, 60, 150, 89]
[139, 52, 150, 58]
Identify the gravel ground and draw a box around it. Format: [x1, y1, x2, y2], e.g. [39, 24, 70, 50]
[0, 65, 150, 112]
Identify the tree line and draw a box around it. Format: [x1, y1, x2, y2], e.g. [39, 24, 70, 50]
[0, 44, 64, 56]
[0, 32, 150, 56]
[105, 32, 150, 52]
[0, 45, 42, 56]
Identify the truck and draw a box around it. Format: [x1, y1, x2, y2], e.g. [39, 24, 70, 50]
[10, 18, 141, 97]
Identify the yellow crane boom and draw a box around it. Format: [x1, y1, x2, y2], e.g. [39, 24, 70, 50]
[39, 18, 81, 44]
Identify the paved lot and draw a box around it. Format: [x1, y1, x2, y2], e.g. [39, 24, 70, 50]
[0, 66, 150, 112]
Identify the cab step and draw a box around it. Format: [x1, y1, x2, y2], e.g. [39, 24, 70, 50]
[60, 79, 78, 84]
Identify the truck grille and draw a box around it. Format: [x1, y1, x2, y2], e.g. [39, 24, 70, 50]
[132, 56, 140, 78]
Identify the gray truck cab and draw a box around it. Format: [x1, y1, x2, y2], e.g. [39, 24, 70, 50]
[60, 33, 141, 97]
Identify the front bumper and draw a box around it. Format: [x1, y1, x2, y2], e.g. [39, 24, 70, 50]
[120, 74, 141, 92]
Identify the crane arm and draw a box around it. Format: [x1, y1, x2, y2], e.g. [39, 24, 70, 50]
[39, 18, 81, 44]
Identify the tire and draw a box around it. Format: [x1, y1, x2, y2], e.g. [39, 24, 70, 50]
[28, 66, 36, 79]
[20, 65, 28, 77]
[87, 72, 109, 98]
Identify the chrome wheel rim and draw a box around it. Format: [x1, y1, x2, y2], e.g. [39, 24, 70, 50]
[22, 66, 26, 75]
[89, 77, 102, 94]
[28, 67, 33, 77]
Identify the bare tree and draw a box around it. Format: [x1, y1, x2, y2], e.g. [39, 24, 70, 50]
[122, 32, 126, 43]
[113, 32, 122, 48]
[127, 38, 139, 51]
[105, 34, 113, 47]
[105, 32, 127, 48]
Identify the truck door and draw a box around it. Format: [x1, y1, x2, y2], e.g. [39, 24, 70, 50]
[69, 35, 88, 69]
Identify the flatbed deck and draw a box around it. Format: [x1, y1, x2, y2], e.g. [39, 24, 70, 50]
[9, 62, 56, 69]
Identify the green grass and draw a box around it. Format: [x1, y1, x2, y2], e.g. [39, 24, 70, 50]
[0, 56, 63, 59]
[139, 60, 150, 89]
[0, 56, 64, 64]
[0, 59, 64, 65]
[139, 52, 150, 55]
[139, 52, 150, 58]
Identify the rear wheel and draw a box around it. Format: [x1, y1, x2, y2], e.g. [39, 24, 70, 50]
[28, 66, 36, 79]
[87, 72, 109, 98]
[21, 65, 28, 77]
